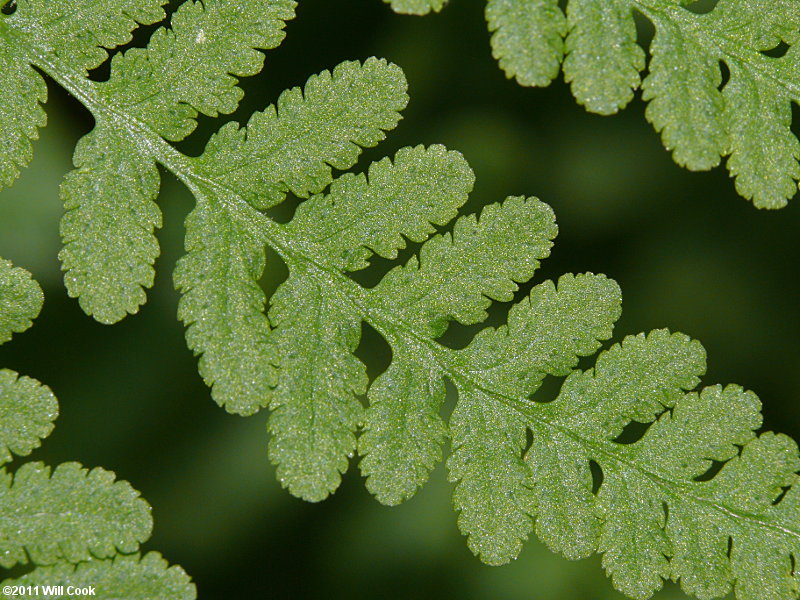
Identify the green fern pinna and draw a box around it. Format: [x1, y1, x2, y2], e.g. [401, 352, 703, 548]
[1, 1, 800, 599]
[386, 0, 800, 209]
[0, 260, 196, 598]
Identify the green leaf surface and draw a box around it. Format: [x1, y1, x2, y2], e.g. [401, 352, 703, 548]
[195, 58, 409, 210]
[174, 192, 273, 416]
[486, 0, 566, 88]
[0, 462, 152, 568]
[383, 0, 448, 15]
[10, 0, 167, 72]
[286, 144, 474, 271]
[373, 196, 558, 338]
[0, 258, 43, 344]
[59, 125, 161, 324]
[642, 17, 727, 172]
[448, 274, 622, 565]
[563, 0, 644, 115]
[4, 4, 800, 598]
[102, 0, 296, 141]
[449, 390, 533, 565]
[0, 370, 57, 466]
[0, 553, 197, 600]
[0, 45, 46, 191]
[359, 350, 447, 505]
[267, 272, 366, 502]
[384, 0, 800, 207]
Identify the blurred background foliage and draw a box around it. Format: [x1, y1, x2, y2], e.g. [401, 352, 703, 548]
[1, 0, 798, 598]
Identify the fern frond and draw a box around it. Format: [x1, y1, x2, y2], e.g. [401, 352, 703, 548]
[0, 462, 152, 567]
[102, 0, 296, 141]
[3, 0, 295, 324]
[174, 192, 274, 416]
[0, 0, 166, 189]
[388, 0, 800, 209]
[194, 58, 409, 211]
[0, 48, 46, 191]
[0, 261, 195, 597]
[1, 553, 196, 600]
[3, 5, 799, 599]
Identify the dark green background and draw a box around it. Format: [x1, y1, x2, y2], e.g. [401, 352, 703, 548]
[1, 0, 798, 598]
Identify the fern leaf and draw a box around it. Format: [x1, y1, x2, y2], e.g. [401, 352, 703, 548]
[286, 144, 474, 271]
[447, 273, 622, 564]
[0, 0, 165, 187]
[0, 47, 46, 191]
[267, 272, 367, 502]
[0, 370, 57, 466]
[174, 58, 408, 416]
[102, 0, 296, 141]
[268, 144, 472, 500]
[59, 126, 161, 324]
[0, 462, 152, 567]
[12, 0, 167, 72]
[1, 553, 196, 600]
[359, 350, 448, 505]
[387, 0, 800, 208]
[0, 258, 43, 343]
[486, 0, 566, 88]
[0, 258, 194, 593]
[174, 192, 273, 416]
[642, 17, 728, 171]
[383, 0, 448, 15]
[562, 0, 644, 116]
[4, 5, 800, 598]
[373, 196, 557, 338]
[194, 59, 409, 211]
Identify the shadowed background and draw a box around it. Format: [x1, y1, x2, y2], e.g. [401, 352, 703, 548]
[1, 0, 798, 598]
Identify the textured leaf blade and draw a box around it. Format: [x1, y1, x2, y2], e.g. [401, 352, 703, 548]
[195, 58, 409, 210]
[448, 390, 533, 565]
[59, 126, 162, 324]
[11, 0, 167, 72]
[486, 0, 566, 88]
[0, 258, 43, 344]
[0, 45, 47, 191]
[359, 350, 446, 505]
[457, 273, 621, 398]
[373, 196, 557, 338]
[384, 0, 447, 15]
[0, 553, 196, 600]
[537, 332, 800, 600]
[549, 330, 707, 440]
[643, 18, 728, 171]
[287, 144, 474, 271]
[722, 59, 800, 209]
[0, 462, 152, 568]
[710, 0, 800, 50]
[267, 272, 366, 502]
[563, 0, 644, 115]
[558, 330, 706, 590]
[448, 273, 621, 564]
[174, 192, 273, 416]
[103, 0, 296, 141]
[0, 370, 57, 466]
[526, 427, 598, 560]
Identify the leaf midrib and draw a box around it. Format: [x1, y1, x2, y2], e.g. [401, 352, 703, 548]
[12, 26, 800, 549]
